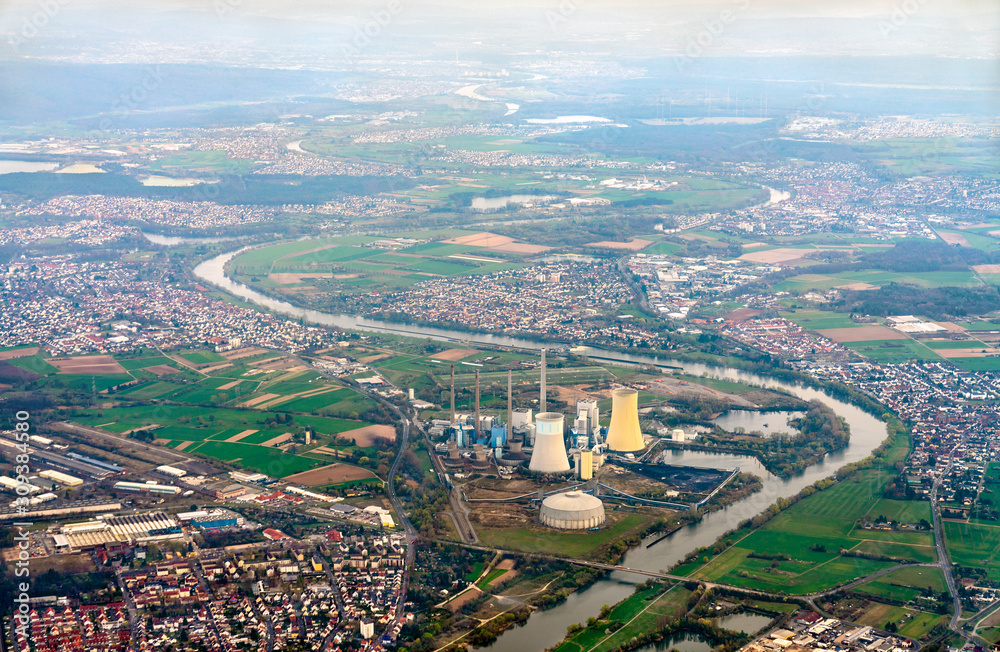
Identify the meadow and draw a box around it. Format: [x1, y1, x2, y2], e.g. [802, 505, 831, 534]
[686, 434, 936, 594]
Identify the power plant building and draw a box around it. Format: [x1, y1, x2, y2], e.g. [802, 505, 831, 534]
[511, 408, 533, 431]
[539, 491, 605, 529]
[529, 413, 570, 474]
[606, 388, 645, 452]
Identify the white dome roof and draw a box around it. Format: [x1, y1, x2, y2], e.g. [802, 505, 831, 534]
[539, 491, 606, 530]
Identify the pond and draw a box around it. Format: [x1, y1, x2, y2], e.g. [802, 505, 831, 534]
[471, 194, 556, 210]
[711, 410, 804, 437]
[716, 611, 774, 634]
[634, 631, 715, 652]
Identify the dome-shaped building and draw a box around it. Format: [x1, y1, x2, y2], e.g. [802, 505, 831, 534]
[539, 491, 606, 530]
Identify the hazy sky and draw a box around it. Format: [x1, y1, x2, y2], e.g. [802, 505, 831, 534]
[1, 0, 997, 62]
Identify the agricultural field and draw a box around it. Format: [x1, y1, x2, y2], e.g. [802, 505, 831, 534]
[227, 231, 533, 298]
[686, 436, 935, 594]
[843, 339, 943, 364]
[775, 269, 984, 293]
[61, 403, 378, 479]
[943, 521, 1000, 582]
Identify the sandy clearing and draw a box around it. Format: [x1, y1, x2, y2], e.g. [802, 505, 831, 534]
[552, 384, 605, 403]
[936, 348, 1000, 358]
[336, 424, 397, 447]
[443, 586, 484, 612]
[255, 386, 340, 410]
[123, 424, 159, 435]
[938, 232, 970, 246]
[50, 355, 125, 374]
[957, 222, 1000, 230]
[240, 393, 279, 408]
[276, 243, 339, 261]
[283, 463, 377, 486]
[449, 254, 504, 263]
[444, 232, 515, 247]
[489, 242, 552, 254]
[0, 347, 39, 361]
[724, 308, 761, 322]
[817, 326, 911, 342]
[221, 347, 268, 360]
[431, 348, 478, 361]
[269, 272, 333, 284]
[200, 362, 234, 374]
[225, 429, 259, 443]
[973, 264, 1000, 274]
[586, 239, 652, 251]
[835, 282, 879, 291]
[146, 365, 180, 376]
[739, 247, 845, 264]
[262, 432, 295, 447]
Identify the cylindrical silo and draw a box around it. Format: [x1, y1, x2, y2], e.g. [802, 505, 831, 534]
[606, 388, 644, 452]
[529, 412, 570, 473]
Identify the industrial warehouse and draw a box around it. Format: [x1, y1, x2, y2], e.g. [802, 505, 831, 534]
[55, 512, 182, 551]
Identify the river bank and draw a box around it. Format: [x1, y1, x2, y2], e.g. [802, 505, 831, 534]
[192, 249, 893, 652]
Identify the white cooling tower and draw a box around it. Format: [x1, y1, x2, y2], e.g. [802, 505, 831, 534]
[529, 412, 570, 473]
[606, 388, 644, 452]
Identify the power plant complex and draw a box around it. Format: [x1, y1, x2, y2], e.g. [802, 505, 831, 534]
[430, 349, 650, 530]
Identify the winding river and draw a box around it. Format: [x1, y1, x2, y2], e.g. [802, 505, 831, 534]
[193, 250, 890, 652]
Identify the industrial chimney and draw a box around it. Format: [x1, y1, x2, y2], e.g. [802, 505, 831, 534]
[507, 369, 513, 441]
[475, 369, 481, 441]
[606, 388, 644, 452]
[529, 412, 570, 473]
[450, 364, 456, 426]
[540, 348, 547, 413]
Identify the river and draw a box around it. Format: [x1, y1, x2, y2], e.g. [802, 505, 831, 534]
[193, 250, 889, 651]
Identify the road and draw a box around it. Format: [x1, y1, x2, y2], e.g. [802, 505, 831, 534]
[115, 567, 141, 652]
[929, 436, 971, 643]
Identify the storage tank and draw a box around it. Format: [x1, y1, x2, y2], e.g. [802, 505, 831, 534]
[528, 413, 570, 473]
[606, 388, 644, 452]
[539, 491, 605, 529]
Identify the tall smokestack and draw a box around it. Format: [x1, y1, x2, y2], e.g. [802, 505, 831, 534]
[507, 369, 513, 440]
[540, 348, 547, 413]
[450, 364, 456, 426]
[475, 370, 481, 440]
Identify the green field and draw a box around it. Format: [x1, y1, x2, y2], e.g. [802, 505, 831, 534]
[687, 433, 935, 594]
[949, 357, 1000, 372]
[476, 514, 647, 560]
[856, 567, 946, 603]
[117, 356, 178, 371]
[178, 351, 227, 365]
[781, 309, 859, 330]
[866, 499, 932, 525]
[776, 270, 984, 293]
[228, 231, 529, 298]
[63, 404, 374, 478]
[944, 521, 1000, 582]
[844, 339, 943, 364]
